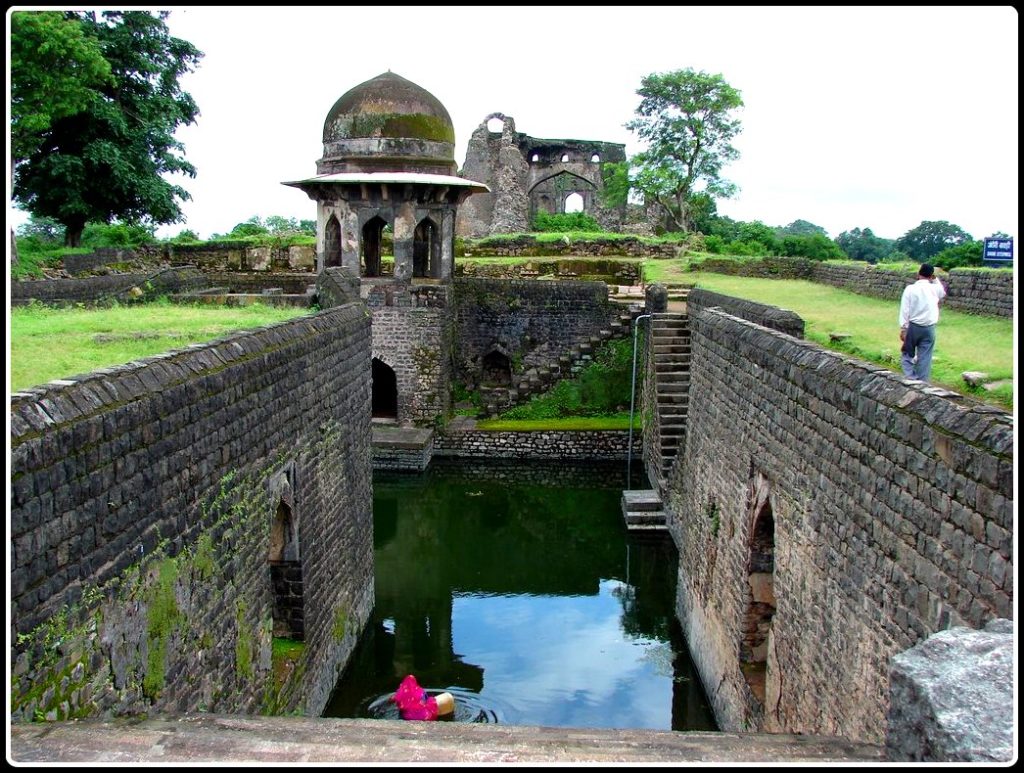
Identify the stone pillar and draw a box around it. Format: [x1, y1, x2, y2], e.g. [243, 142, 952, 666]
[645, 283, 669, 313]
[886, 619, 1014, 762]
[393, 201, 415, 281]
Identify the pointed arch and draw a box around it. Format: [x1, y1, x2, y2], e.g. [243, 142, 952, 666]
[413, 216, 440, 279]
[739, 479, 776, 708]
[362, 215, 388, 277]
[372, 357, 398, 419]
[324, 215, 342, 268]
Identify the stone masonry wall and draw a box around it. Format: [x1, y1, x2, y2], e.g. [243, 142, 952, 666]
[666, 308, 1013, 744]
[10, 267, 207, 306]
[453, 278, 620, 381]
[10, 304, 374, 721]
[434, 429, 640, 460]
[686, 288, 805, 338]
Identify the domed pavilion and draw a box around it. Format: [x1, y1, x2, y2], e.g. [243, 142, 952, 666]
[285, 71, 487, 280]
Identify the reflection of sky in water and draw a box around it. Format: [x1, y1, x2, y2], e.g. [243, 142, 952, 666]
[452, 578, 672, 730]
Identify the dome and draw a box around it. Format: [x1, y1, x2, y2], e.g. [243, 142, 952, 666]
[322, 71, 455, 145]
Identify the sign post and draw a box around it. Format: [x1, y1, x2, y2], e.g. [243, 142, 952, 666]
[982, 237, 1013, 267]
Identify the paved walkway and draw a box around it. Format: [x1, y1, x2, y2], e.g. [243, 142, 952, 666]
[9, 715, 886, 764]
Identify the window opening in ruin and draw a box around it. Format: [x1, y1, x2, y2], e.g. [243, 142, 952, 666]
[531, 153, 539, 163]
[560, 153, 570, 163]
[372, 357, 398, 419]
[413, 217, 440, 279]
[269, 498, 304, 639]
[739, 496, 776, 708]
[564, 192, 584, 214]
[324, 215, 342, 268]
[481, 350, 512, 386]
[362, 216, 387, 277]
[591, 153, 600, 162]
[487, 117, 504, 133]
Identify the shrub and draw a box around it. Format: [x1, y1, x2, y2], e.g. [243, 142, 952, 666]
[532, 211, 602, 233]
[80, 221, 158, 248]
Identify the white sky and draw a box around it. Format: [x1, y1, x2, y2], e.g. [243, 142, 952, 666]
[7, 5, 1020, 242]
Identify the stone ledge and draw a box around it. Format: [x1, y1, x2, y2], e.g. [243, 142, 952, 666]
[9, 715, 886, 764]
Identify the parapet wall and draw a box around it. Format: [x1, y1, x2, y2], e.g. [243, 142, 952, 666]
[691, 257, 1013, 317]
[667, 308, 1013, 744]
[686, 288, 805, 338]
[10, 305, 374, 720]
[10, 266, 207, 305]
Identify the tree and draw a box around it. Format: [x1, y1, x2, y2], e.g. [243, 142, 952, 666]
[776, 219, 828, 237]
[625, 69, 743, 232]
[836, 227, 896, 263]
[10, 11, 113, 164]
[895, 220, 973, 261]
[12, 11, 203, 246]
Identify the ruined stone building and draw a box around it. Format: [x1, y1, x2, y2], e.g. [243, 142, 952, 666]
[456, 113, 627, 237]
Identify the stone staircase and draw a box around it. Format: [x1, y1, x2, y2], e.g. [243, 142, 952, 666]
[621, 489, 667, 532]
[478, 307, 642, 417]
[650, 313, 690, 490]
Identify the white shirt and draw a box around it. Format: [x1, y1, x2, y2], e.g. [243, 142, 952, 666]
[899, 278, 946, 328]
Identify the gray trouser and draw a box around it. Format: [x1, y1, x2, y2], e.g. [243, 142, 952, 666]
[901, 322, 936, 381]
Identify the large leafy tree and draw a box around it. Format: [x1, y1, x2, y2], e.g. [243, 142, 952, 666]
[12, 11, 203, 246]
[836, 227, 896, 263]
[625, 69, 743, 232]
[895, 220, 974, 262]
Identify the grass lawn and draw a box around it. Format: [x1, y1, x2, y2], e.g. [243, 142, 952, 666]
[677, 272, 1015, 410]
[9, 301, 312, 392]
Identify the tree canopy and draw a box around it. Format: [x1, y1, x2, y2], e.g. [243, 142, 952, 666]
[895, 220, 974, 262]
[624, 69, 743, 232]
[11, 11, 203, 246]
[836, 227, 896, 263]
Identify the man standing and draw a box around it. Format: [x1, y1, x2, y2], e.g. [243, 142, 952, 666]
[898, 263, 947, 381]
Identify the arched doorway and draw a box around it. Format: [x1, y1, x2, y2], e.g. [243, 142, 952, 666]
[481, 349, 512, 386]
[269, 495, 303, 639]
[563, 192, 584, 214]
[362, 216, 387, 277]
[372, 358, 398, 419]
[413, 217, 440, 278]
[324, 215, 341, 268]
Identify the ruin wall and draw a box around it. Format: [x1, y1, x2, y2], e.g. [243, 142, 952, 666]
[666, 308, 1013, 744]
[10, 304, 374, 721]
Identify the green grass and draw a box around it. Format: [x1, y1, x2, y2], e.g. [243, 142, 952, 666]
[475, 415, 640, 431]
[681, 273, 1015, 410]
[9, 300, 312, 392]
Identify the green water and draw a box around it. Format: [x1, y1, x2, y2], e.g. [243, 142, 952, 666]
[323, 459, 717, 731]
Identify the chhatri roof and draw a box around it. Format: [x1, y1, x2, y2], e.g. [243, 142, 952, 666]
[282, 171, 488, 191]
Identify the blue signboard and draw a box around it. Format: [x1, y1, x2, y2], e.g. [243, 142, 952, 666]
[982, 237, 1013, 267]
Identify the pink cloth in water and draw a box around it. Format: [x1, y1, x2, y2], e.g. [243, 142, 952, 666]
[390, 674, 439, 721]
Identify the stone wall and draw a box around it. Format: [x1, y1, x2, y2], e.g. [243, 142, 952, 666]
[57, 243, 316, 275]
[452, 278, 620, 382]
[686, 288, 805, 338]
[456, 258, 641, 285]
[691, 257, 1013, 318]
[10, 304, 374, 721]
[434, 428, 640, 460]
[465, 234, 679, 258]
[664, 307, 1013, 744]
[10, 266, 207, 306]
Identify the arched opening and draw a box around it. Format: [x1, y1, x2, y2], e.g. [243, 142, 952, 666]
[560, 153, 570, 163]
[372, 358, 398, 419]
[269, 498, 304, 639]
[487, 117, 504, 133]
[362, 216, 387, 277]
[531, 153, 539, 163]
[413, 217, 440, 279]
[740, 498, 775, 708]
[481, 349, 512, 386]
[324, 215, 341, 268]
[564, 192, 585, 214]
[591, 153, 600, 163]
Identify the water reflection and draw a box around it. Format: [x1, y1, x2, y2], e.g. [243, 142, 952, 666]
[323, 460, 717, 731]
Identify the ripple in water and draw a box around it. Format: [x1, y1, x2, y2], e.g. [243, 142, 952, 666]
[362, 686, 502, 724]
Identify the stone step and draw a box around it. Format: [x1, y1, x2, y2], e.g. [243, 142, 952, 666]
[660, 424, 686, 435]
[653, 345, 690, 354]
[656, 372, 689, 383]
[657, 392, 689, 403]
[622, 490, 663, 512]
[625, 510, 667, 526]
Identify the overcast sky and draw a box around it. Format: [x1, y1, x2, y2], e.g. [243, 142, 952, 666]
[8, 5, 1020, 242]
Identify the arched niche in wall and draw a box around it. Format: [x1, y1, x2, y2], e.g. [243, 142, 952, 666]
[481, 346, 513, 386]
[372, 357, 398, 420]
[268, 465, 303, 639]
[528, 171, 595, 219]
[739, 473, 776, 710]
[324, 215, 342, 268]
[591, 153, 600, 163]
